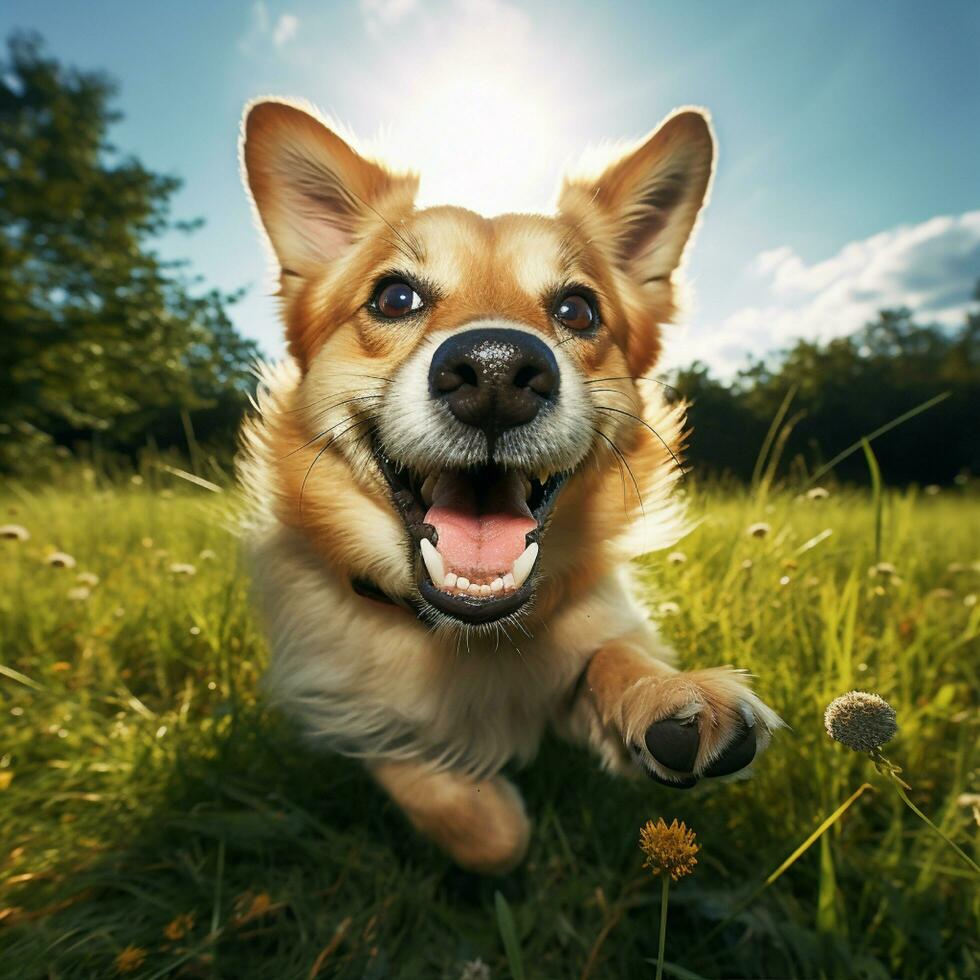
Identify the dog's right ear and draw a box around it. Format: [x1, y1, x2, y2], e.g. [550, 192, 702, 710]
[241, 100, 418, 290]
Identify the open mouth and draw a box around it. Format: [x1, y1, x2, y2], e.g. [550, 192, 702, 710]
[374, 444, 570, 624]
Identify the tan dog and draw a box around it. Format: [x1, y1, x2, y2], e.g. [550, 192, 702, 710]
[238, 100, 782, 874]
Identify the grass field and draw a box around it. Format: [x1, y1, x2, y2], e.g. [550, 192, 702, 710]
[1, 469, 977, 979]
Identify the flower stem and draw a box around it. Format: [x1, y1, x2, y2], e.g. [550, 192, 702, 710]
[882, 767, 980, 876]
[655, 875, 669, 980]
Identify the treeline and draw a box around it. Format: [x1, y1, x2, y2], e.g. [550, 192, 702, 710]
[2, 34, 976, 485]
[1, 33, 259, 475]
[673, 299, 979, 485]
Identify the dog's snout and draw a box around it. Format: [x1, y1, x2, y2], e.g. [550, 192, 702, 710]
[429, 328, 559, 436]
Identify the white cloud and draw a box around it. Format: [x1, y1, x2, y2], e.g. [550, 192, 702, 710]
[667, 210, 980, 376]
[238, 2, 299, 53]
[272, 13, 299, 47]
[360, 0, 419, 35]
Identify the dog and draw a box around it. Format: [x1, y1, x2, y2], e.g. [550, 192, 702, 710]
[238, 99, 783, 874]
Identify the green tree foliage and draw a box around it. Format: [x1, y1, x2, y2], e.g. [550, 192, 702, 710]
[0, 33, 259, 472]
[676, 291, 980, 485]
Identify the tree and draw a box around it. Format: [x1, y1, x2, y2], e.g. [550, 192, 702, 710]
[675, 292, 980, 486]
[0, 33, 259, 471]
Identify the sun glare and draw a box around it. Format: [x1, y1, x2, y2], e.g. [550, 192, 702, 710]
[359, 5, 582, 217]
[382, 72, 563, 216]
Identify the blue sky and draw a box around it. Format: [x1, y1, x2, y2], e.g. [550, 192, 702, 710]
[4, 0, 979, 374]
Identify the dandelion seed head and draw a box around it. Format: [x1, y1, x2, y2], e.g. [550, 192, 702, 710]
[807, 486, 830, 501]
[168, 562, 196, 576]
[824, 691, 898, 753]
[667, 551, 687, 565]
[747, 522, 770, 538]
[67, 587, 90, 601]
[924, 484, 941, 496]
[458, 960, 491, 980]
[45, 551, 76, 569]
[76, 572, 99, 587]
[657, 601, 680, 616]
[0, 524, 30, 541]
[869, 562, 897, 578]
[639, 818, 699, 881]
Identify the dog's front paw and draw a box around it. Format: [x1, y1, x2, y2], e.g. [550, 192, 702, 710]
[622, 667, 783, 788]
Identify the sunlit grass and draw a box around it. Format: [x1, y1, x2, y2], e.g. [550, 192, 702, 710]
[1, 471, 977, 978]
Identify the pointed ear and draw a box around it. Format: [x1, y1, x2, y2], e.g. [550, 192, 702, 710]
[241, 99, 418, 284]
[559, 109, 714, 283]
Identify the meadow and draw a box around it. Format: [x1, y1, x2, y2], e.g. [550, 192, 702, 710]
[0, 468, 977, 979]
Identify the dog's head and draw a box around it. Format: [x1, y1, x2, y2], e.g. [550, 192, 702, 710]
[241, 100, 712, 631]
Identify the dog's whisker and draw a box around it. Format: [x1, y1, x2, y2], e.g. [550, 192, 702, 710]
[284, 405, 382, 459]
[584, 375, 680, 398]
[595, 404, 684, 479]
[592, 425, 644, 517]
[299, 414, 380, 516]
[284, 387, 386, 415]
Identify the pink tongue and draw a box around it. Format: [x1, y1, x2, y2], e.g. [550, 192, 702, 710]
[424, 472, 536, 580]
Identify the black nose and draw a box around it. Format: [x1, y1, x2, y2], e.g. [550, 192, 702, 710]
[429, 328, 560, 439]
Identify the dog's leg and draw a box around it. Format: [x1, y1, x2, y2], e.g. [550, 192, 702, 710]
[560, 633, 783, 787]
[369, 760, 531, 874]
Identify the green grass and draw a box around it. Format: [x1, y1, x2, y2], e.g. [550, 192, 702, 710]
[1, 470, 978, 979]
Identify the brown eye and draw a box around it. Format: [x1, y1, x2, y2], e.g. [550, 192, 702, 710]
[555, 293, 597, 331]
[374, 281, 424, 318]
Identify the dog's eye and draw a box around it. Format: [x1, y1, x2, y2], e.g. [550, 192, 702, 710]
[555, 293, 597, 332]
[374, 281, 424, 318]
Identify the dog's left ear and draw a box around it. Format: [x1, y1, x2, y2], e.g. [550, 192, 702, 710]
[558, 108, 714, 285]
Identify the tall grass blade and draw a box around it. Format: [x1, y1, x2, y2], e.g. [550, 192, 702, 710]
[806, 391, 951, 486]
[703, 783, 873, 943]
[751, 385, 797, 492]
[862, 438, 883, 563]
[495, 890, 526, 980]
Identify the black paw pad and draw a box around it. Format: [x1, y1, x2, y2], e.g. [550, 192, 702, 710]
[644, 716, 700, 774]
[703, 704, 757, 777]
[629, 742, 699, 789]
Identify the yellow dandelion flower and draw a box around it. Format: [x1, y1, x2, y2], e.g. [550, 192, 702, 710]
[163, 912, 194, 941]
[115, 945, 146, 974]
[639, 818, 699, 881]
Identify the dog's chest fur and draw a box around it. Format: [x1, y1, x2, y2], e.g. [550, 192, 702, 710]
[250, 517, 657, 778]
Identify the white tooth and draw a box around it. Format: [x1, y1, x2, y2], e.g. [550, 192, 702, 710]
[420, 473, 438, 506]
[456, 576, 470, 590]
[480, 584, 492, 596]
[444, 572, 457, 589]
[468, 583, 481, 596]
[419, 539, 445, 587]
[490, 578, 504, 593]
[511, 542, 538, 589]
[502, 572, 516, 591]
